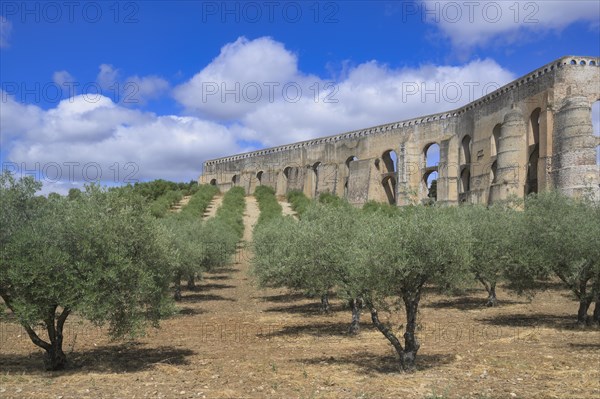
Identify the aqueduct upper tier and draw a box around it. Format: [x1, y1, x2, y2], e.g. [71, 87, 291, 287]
[200, 56, 600, 206]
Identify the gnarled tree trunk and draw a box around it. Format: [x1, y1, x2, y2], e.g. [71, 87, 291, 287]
[348, 298, 362, 335]
[401, 292, 421, 371]
[320, 292, 330, 313]
[0, 295, 70, 371]
[576, 278, 591, 326]
[477, 276, 498, 307]
[187, 274, 195, 290]
[23, 307, 70, 370]
[174, 272, 182, 301]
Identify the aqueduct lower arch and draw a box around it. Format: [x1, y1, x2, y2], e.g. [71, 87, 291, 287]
[200, 56, 600, 206]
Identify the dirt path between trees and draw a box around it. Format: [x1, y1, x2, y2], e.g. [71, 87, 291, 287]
[278, 197, 297, 219]
[170, 195, 191, 213]
[203, 194, 223, 219]
[1, 196, 599, 398]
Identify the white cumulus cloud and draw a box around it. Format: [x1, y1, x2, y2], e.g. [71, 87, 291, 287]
[175, 37, 515, 147]
[2, 93, 242, 186]
[420, 0, 600, 49]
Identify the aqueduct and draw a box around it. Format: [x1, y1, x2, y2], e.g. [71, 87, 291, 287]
[200, 56, 600, 206]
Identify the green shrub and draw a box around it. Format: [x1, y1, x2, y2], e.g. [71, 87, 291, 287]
[254, 186, 283, 225]
[286, 190, 311, 217]
[180, 184, 219, 218]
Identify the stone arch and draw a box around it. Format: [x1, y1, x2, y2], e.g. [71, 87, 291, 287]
[209, 178, 217, 186]
[490, 160, 498, 184]
[382, 175, 396, 205]
[344, 156, 358, 198]
[256, 171, 264, 185]
[346, 156, 358, 169]
[382, 150, 398, 173]
[232, 175, 239, 186]
[312, 162, 322, 197]
[459, 166, 470, 202]
[423, 170, 438, 200]
[526, 108, 541, 195]
[491, 124, 501, 157]
[423, 143, 440, 168]
[422, 143, 440, 201]
[460, 135, 472, 165]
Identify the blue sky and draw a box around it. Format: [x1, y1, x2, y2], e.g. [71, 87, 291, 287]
[1, 1, 599, 193]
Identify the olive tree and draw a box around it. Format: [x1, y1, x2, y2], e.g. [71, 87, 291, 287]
[521, 191, 600, 325]
[253, 203, 358, 314]
[463, 204, 524, 306]
[1, 174, 176, 370]
[352, 206, 472, 371]
[162, 213, 239, 300]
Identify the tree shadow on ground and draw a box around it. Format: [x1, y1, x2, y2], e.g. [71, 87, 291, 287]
[478, 313, 576, 330]
[175, 307, 206, 316]
[422, 285, 483, 296]
[265, 321, 376, 340]
[179, 293, 236, 303]
[265, 301, 345, 316]
[0, 342, 194, 374]
[257, 292, 307, 303]
[212, 267, 237, 273]
[185, 283, 236, 291]
[569, 342, 600, 351]
[424, 296, 528, 311]
[299, 351, 454, 374]
[203, 275, 231, 281]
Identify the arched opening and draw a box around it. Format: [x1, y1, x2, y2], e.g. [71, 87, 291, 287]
[491, 124, 501, 157]
[382, 176, 396, 205]
[312, 162, 321, 197]
[424, 143, 440, 168]
[283, 167, 292, 180]
[526, 108, 541, 195]
[593, 100, 599, 165]
[382, 150, 397, 204]
[423, 170, 438, 201]
[209, 179, 217, 186]
[459, 167, 470, 197]
[382, 150, 398, 173]
[345, 156, 358, 198]
[256, 171, 264, 185]
[460, 135, 472, 165]
[232, 175, 239, 186]
[346, 156, 358, 169]
[490, 161, 498, 184]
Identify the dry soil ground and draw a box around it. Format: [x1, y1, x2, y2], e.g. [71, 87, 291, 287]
[1, 196, 599, 399]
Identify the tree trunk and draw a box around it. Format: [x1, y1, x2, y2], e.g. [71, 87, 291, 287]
[43, 307, 70, 370]
[45, 345, 68, 371]
[187, 274, 195, 290]
[348, 298, 362, 335]
[592, 298, 600, 325]
[0, 295, 70, 371]
[320, 292, 330, 313]
[576, 278, 591, 326]
[174, 273, 182, 301]
[401, 293, 421, 372]
[592, 279, 600, 326]
[577, 299, 591, 326]
[477, 276, 498, 307]
[368, 304, 404, 365]
[486, 282, 498, 307]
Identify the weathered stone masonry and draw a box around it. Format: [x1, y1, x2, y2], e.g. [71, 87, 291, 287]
[200, 56, 600, 206]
